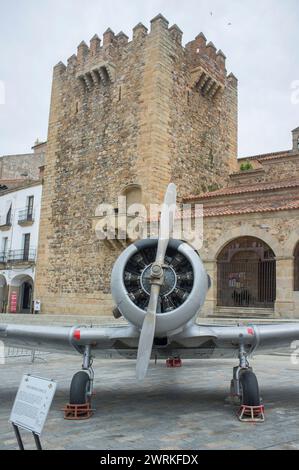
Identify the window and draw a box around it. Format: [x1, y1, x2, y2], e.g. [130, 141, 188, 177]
[297, 137, 299, 150]
[1, 237, 8, 262]
[23, 233, 30, 261]
[2, 237, 8, 254]
[6, 204, 12, 225]
[27, 196, 34, 220]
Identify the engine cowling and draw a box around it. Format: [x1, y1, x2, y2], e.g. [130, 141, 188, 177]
[111, 239, 210, 337]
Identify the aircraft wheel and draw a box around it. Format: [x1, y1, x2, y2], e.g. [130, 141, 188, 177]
[240, 370, 260, 406]
[69, 371, 90, 404]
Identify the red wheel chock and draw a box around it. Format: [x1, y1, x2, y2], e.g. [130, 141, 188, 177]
[237, 404, 265, 423]
[166, 357, 182, 368]
[63, 402, 94, 420]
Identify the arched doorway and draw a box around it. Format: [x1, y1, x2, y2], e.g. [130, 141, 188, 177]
[10, 275, 34, 313]
[0, 275, 8, 313]
[21, 281, 33, 312]
[217, 236, 276, 308]
[120, 184, 143, 241]
[121, 184, 142, 210]
[294, 242, 299, 291]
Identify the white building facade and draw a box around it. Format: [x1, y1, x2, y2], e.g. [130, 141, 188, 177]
[0, 181, 42, 313]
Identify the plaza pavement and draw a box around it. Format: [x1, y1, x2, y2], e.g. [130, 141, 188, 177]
[1, 352, 299, 450]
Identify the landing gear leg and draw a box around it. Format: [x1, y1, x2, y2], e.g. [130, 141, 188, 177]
[230, 344, 264, 422]
[230, 344, 251, 400]
[69, 345, 94, 407]
[82, 344, 94, 399]
[64, 345, 94, 419]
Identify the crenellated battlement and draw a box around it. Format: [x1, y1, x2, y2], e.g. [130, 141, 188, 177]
[90, 34, 101, 55]
[53, 13, 236, 97]
[186, 34, 227, 76]
[185, 31, 233, 98]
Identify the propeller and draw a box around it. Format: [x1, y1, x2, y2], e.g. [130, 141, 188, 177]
[136, 183, 177, 380]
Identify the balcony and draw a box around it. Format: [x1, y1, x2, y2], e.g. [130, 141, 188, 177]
[92, 212, 147, 250]
[0, 249, 36, 265]
[0, 252, 7, 263]
[18, 209, 35, 226]
[0, 216, 12, 231]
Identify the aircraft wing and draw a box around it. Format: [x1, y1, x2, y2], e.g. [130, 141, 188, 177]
[0, 323, 140, 356]
[1, 321, 299, 360]
[171, 322, 299, 357]
[209, 322, 299, 352]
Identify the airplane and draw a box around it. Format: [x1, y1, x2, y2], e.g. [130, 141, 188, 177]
[1, 183, 299, 418]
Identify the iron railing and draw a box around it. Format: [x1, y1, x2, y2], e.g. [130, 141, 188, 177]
[5, 348, 50, 362]
[217, 259, 276, 308]
[18, 208, 35, 223]
[2, 249, 37, 263]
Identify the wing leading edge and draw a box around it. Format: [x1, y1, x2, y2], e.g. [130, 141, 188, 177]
[1, 322, 299, 359]
[0, 323, 139, 356]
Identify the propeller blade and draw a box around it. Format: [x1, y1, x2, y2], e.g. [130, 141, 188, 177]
[136, 284, 160, 381]
[136, 183, 177, 381]
[156, 183, 177, 264]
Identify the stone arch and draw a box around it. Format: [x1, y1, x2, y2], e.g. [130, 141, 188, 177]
[10, 274, 34, 313]
[120, 184, 142, 210]
[11, 274, 34, 287]
[216, 236, 276, 309]
[205, 224, 282, 261]
[282, 227, 299, 258]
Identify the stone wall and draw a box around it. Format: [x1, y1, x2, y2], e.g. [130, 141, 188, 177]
[0, 152, 44, 181]
[35, 15, 238, 315]
[171, 36, 238, 197]
[198, 209, 299, 318]
[231, 153, 299, 187]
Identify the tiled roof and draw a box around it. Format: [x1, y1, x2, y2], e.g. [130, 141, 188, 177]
[0, 179, 29, 184]
[0, 153, 34, 159]
[203, 199, 299, 217]
[238, 149, 293, 161]
[184, 180, 299, 201]
[0, 179, 40, 192]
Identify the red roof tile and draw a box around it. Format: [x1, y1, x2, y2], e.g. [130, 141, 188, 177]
[203, 199, 299, 217]
[239, 149, 294, 161]
[184, 179, 299, 201]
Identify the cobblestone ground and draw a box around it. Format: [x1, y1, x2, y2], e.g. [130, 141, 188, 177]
[0, 353, 299, 450]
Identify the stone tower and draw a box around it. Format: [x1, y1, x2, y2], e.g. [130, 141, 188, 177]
[35, 14, 238, 314]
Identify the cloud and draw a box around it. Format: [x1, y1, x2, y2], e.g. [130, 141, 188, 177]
[0, 0, 298, 157]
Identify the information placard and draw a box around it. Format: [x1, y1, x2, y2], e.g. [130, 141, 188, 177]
[10, 374, 57, 436]
[10, 291, 18, 313]
[34, 299, 41, 312]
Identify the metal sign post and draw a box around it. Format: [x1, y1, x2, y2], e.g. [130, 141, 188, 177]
[12, 423, 43, 450]
[12, 423, 25, 450]
[10, 374, 57, 450]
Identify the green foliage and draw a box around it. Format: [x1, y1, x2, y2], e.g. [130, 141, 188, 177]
[207, 183, 219, 192]
[240, 161, 253, 171]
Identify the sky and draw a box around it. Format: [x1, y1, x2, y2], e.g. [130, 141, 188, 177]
[0, 0, 298, 158]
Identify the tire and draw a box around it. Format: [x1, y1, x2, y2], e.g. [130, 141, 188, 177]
[69, 371, 90, 405]
[240, 370, 260, 406]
